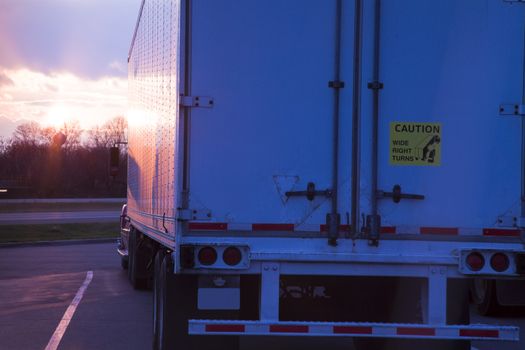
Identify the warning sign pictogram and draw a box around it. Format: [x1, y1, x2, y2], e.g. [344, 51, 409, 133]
[390, 122, 441, 166]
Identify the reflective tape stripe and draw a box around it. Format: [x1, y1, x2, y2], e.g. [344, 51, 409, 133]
[397, 327, 435, 336]
[205, 324, 245, 333]
[320, 224, 351, 232]
[420, 227, 458, 235]
[187, 222, 520, 237]
[483, 229, 520, 237]
[252, 223, 295, 231]
[191, 320, 518, 341]
[459, 329, 499, 338]
[380, 226, 397, 234]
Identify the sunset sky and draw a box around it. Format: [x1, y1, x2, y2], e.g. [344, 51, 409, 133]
[0, 0, 140, 138]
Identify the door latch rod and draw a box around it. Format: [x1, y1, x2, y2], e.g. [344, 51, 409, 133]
[286, 182, 332, 201]
[378, 184, 425, 203]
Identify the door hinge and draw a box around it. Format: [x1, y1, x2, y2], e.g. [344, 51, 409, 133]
[180, 95, 214, 108]
[499, 104, 525, 116]
[177, 208, 212, 221]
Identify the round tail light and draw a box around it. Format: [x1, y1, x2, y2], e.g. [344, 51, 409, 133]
[466, 252, 484, 271]
[198, 246, 217, 266]
[490, 253, 509, 272]
[222, 246, 242, 266]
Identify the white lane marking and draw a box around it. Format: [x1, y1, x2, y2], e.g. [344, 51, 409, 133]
[45, 271, 93, 350]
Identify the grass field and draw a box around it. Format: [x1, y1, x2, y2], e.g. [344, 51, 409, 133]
[0, 222, 119, 243]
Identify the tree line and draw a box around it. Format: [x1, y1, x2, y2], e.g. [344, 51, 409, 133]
[0, 116, 127, 198]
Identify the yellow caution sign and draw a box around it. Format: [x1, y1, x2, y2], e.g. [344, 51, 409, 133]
[390, 122, 441, 166]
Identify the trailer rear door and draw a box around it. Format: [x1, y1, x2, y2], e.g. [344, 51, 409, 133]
[188, 0, 352, 231]
[367, 0, 525, 233]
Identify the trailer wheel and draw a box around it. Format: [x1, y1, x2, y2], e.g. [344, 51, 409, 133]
[128, 228, 148, 289]
[152, 250, 164, 350]
[471, 278, 499, 316]
[154, 253, 239, 350]
[127, 228, 135, 282]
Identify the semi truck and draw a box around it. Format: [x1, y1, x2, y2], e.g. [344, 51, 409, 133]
[119, 0, 525, 349]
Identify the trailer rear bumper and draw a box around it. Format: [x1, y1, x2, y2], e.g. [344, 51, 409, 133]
[188, 319, 519, 341]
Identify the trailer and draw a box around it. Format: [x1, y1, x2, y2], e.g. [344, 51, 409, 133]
[121, 0, 525, 349]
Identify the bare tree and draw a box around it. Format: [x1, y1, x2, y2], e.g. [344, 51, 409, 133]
[0, 136, 11, 154]
[12, 121, 42, 145]
[60, 120, 83, 151]
[106, 115, 128, 144]
[39, 126, 58, 146]
[87, 124, 110, 148]
[87, 115, 127, 148]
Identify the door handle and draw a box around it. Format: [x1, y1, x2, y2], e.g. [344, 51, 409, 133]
[285, 182, 332, 201]
[377, 184, 424, 203]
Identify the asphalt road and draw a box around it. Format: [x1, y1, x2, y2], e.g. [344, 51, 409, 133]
[0, 243, 151, 350]
[0, 242, 523, 350]
[0, 211, 121, 225]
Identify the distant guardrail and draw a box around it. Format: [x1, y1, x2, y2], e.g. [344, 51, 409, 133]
[0, 198, 126, 204]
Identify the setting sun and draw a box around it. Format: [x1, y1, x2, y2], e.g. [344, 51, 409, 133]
[45, 104, 70, 128]
[0, 68, 128, 134]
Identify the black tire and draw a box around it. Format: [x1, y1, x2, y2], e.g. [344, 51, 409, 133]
[152, 250, 164, 350]
[154, 253, 239, 350]
[127, 228, 135, 282]
[156, 252, 189, 350]
[471, 278, 499, 316]
[128, 228, 148, 289]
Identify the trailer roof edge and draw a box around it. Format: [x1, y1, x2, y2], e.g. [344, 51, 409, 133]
[128, 0, 146, 63]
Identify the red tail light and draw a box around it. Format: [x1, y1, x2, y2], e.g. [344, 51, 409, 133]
[223, 246, 242, 266]
[198, 246, 217, 266]
[466, 252, 484, 271]
[490, 253, 509, 272]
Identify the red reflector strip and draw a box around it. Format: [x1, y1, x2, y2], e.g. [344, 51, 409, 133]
[397, 327, 435, 336]
[252, 223, 295, 231]
[320, 224, 351, 232]
[483, 229, 520, 237]
[380, 226, 396, 234]
[269, 325, 308, 333]
[188, 223, 228, 231]
[205, 324, 245, 333]
[459, 329, 499, 338]
[420, 227, 458, 235]
[333, 326, 372, 334]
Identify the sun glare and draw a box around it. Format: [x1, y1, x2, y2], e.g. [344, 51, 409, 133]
[46, 104, 71, 128]
[0, 68, 128, 136]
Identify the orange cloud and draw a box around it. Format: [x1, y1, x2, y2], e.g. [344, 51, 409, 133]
[0, 67, 127, 130]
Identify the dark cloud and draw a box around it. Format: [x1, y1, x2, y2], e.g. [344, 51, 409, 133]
[0, 0, 141, 79]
